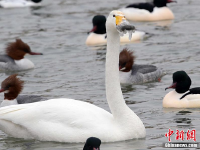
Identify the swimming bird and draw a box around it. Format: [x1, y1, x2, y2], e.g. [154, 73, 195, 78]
[0, 74, 46, 107]
[120, 0, 176, 22]
[0, 10, 145, 142]
[86, 15, 146, 45]
[0, 0, 42, 8]
[0, 39, 43, 71]
[163, 71, 200, 108]
[83, 137, 101, 150]
[119, 48, 165, 84]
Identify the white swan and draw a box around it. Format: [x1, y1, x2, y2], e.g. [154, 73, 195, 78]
[86, 15, 146, 46]
[0, 10, 145, 142]
[163, 71, 200, 108]
[0, 0, 42, 8]
[120, 0, 176, 22]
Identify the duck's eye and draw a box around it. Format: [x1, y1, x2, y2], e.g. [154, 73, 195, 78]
[113, 15, 115, 17]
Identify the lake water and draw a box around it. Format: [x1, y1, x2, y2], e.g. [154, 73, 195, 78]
[0, 0, 199, 149]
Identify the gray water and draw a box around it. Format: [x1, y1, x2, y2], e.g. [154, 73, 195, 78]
[0, 0, 199, 149]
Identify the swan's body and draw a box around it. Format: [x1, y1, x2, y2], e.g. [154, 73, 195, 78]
[0, 10, 145, 142]
[86, 31, 146, 46]
[119, 64, 165, 84]
[163, 71, 200, 108]
[0, 0, 41, 8]
[120, 7, 174, 22]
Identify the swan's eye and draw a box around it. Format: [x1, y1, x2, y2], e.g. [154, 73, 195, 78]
[113, 15, 115, 17]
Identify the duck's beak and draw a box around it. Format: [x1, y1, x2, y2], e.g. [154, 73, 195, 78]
[93, 148, 99, 150]
[0, 89, 5, 93]
[165, 82, 177, 90]
[167, 0, 177, 3]
[29, 52, 43, 55]
[89, 26, 97, 33]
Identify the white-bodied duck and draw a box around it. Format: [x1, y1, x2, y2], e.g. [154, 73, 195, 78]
[163, 71, 200, 108]
[119, 48, 165, 84]
[0, 39, 43, 71]
[0, 0, 42, 8]
[0, 10, 145, 142]
[86, 15, 146, 45]
[120, 0, 176, 22]
[0, 74, 46, 107]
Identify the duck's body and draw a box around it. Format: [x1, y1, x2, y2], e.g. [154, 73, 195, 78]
[119, 49, 165, 84]
[0, 0, 41, 8]
[120, 0, 175, 22]
[86, 31, 146, 46]
[163, 71, 200, 108]
[86, 15, 146, 46]
[0, 39, 42, 71]
[0, 10, 145, 142]
[120, 7, 174, 22]
[163, 90, 200, 108]
[120, 64, 165, 84]
[0, 55, 34, 71]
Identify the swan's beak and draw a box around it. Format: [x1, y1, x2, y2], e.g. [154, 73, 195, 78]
[115, 11, 135, 39]
[165, 82, 177, 90]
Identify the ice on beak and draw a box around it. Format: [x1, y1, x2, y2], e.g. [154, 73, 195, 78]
[116, 19, 135, 41]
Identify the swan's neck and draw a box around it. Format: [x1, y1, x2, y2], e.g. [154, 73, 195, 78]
[106, 28, 131, 119]
[1, 99, 18, 107]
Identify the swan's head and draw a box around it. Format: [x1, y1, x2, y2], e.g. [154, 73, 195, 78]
[6, 39, 43, 60]
[106, 10, 135, 39]
[165, 71, 191, 93]
[83, 137, 101, 150]
[119, 48, 135, 72]
[0, 74, 24, 100]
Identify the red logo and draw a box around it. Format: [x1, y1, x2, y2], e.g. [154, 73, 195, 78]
[165, 129, 196, 142]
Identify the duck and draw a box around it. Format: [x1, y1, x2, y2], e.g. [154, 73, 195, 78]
[0, 74, 46, 107]
[0, 0, 42, 8]
[86, 15, 146, 45]
[163, 71, 200, 108]
[0, 39, 43, 71]
[83, 137, 101, 150]
[0, 10, 145, 142]
[120, 0, 176, 22]
[119, 48, 166, 84]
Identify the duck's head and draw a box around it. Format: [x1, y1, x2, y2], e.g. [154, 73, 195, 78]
[89, 15, 106, 34]
[31, 0, 42, 3]
[0, 74, 24, 100]
[83, 137, 101, 150]
[165, 71, 191, 93]
[106, 10, 135, 38]
[119, 48, 135, 72]
[154, 0, 176, 7]
[6, 39, 43, 60]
